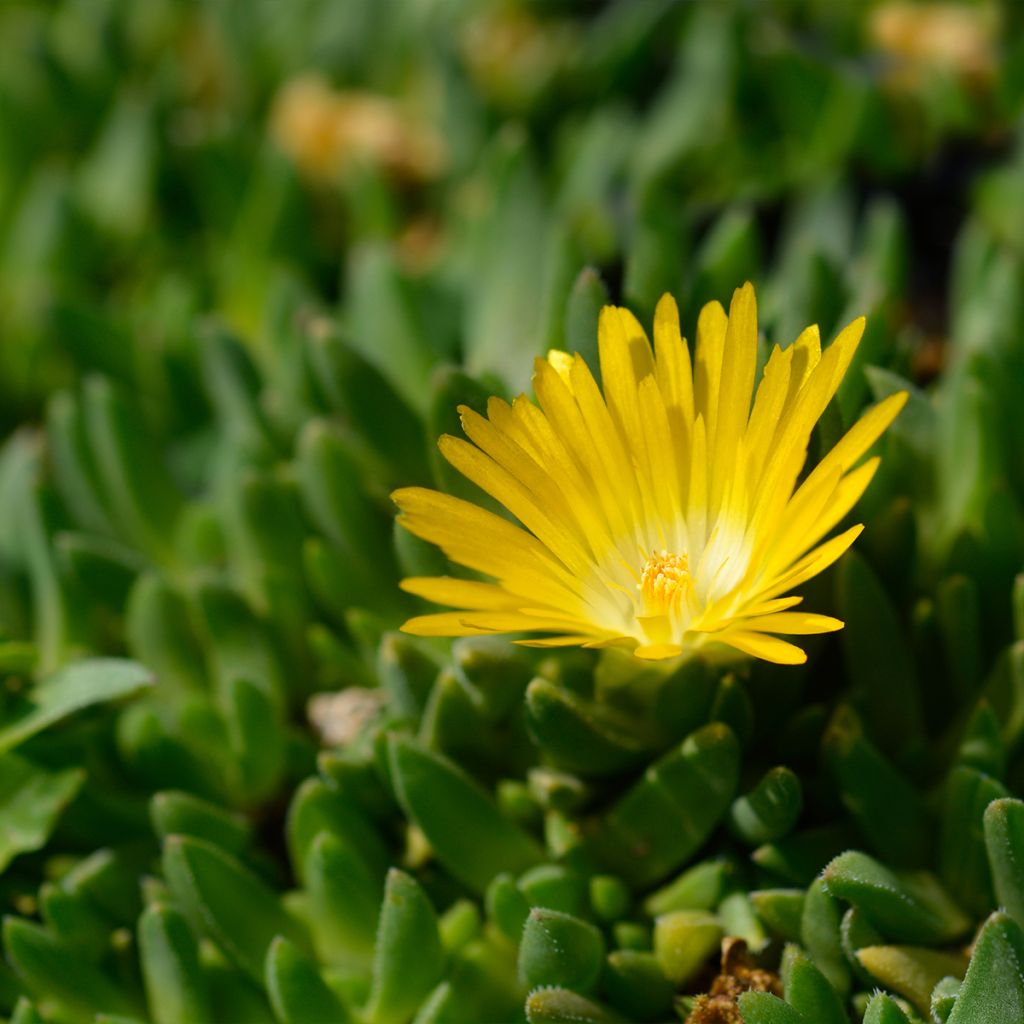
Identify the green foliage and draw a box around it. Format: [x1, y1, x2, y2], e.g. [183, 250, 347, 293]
[366, 869, 445, 1024]
[821, 851, 971, 946]
[138, 904, 212, 1024]
[162, 836, 307, 982]
[592, 723, 740, 886]
[0, 755, 83, 872]
[983, 798, 1024, 928]
[0, 1, 1023, 1022]
[653, 910, 722, 987]
[0, 659, 152, 753]
[388, 735, 544, 893]
[4, 918, 142, 1022]
[728, 766, 803, 847]
[519, 908, 605, 994]
[946, 913, 1024, 1024]
[265, 936, 351, 1024]
[855, 945, 967, 1017]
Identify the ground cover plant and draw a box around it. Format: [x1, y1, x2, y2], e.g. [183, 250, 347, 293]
[1, 1, 1024, 1022]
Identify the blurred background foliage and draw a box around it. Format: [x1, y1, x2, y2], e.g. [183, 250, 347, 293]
[3, 0, 1024, 1022]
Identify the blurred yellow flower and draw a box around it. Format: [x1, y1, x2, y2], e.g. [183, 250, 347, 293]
[460, 6, 576, 112]
[395, 286, 905, 665]
[269, 75, 444, 183]
[869, 2, 997, 85]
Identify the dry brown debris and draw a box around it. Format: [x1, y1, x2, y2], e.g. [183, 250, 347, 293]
[685, 938, 782, 1024]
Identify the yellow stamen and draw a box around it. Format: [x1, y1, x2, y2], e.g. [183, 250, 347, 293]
[639, 551, 691, 614]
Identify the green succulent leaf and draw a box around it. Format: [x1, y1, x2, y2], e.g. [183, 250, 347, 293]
[486, 873, 532, 942]
[800, 878, 849, 995]
[162, 835, 307, 982]
[931, 976, 961, 1024]
[139, 903, 213, 1024]
[303, 832, 381, 963]
[839, 906, 883, 987]
[365, 868, 445, 1024]
[729, 766, 803, 846]
[0, 754, 83, 873]
[149, 790, 251, 856]
[837, 551, 924, 757]
[594, 723, 740, 887]
[9, 998, 45, 1024]
[652, 909, 722, 986]
[719, 891, 768, 952]
[822, 850, 971, 945]
[265, 935, 351, 1024]
[946, 912, 1024, 1024]
[856, 946, 967, 1016]
[345, 242, 437, 415]
[125, 574, 207, 695]
[939, 766, 1006, 917]
[823, 707, 932, 867]
[737, 991, 805, 1024]
[79, 375, 182, 562]
[602, 949, 674, 1021]
[286, 776, 389, 887]
[645, 860, 729, 917]
[4, 917, 142, 1023]
[983, 797, 1024, 929]
[39, 884, 109, 962]
[519, 908, 605, 994]
[750, 889, 806, 944]
[784, 953, 847, 1024]
[0, 657, 152, 754]
[861, 991, 913, 1024]
[564, 267, 607, 369]
[388, 735, 543, 893]
[525, 986, 622, 1024]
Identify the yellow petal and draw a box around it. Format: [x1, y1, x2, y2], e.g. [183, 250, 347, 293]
[694, 299, 727, 447]
[739, 612, 844, 635]
[745, 316, 866, 544]
[786, 324, 821, 401]
[653, 293, 694, 456]
[802, 391, 908, 492]
[402, 609, 595, 639]
[742, 595, 804, 616]
[788, 457, 881, 563]
[598, 305, 654, 449]
[719, 631, 807, 665]
[400, 576, 522, 610]
[711, 283, 758, 511]
[745, 344, 793, 492]
[439, 434, 593, 576]
[688, 415, 708, 549]
[456, 611, 590, 632]
[515, 635, 602, 648]
[569, 352, 646, 528]
[533, 356, 633, 541]
[634, 643, 685, 660]
[756, 524, 865, 603]
[547, 349, 575, 389]
[392, 486, 580, 606]
[402, 612, 498, 637]
[637, 375, 683, 535]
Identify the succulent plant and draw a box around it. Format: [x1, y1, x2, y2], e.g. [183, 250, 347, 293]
[1, 0, 1024, 1022]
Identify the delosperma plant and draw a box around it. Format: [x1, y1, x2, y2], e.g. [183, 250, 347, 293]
[2, 1, 1024, 1023]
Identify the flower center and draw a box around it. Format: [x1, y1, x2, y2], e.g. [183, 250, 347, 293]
[639, 550, 691, 614]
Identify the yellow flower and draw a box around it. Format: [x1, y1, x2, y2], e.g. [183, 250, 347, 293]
[269, 76, 445, 183]
[394, 285, 905, 665]
[869, 2, 997, 87]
